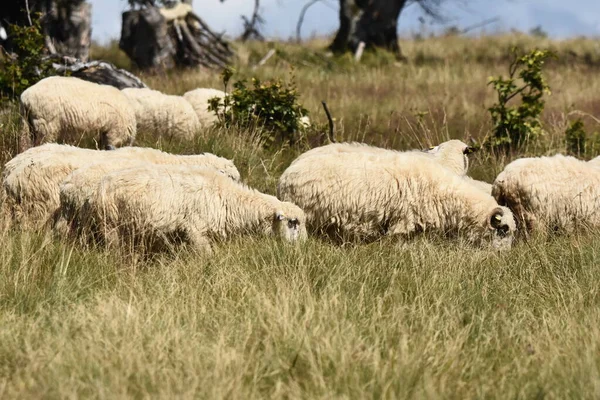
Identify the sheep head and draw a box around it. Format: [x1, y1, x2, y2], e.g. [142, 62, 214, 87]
[487, 206, 516, 250]
[272, 208, 307, 243]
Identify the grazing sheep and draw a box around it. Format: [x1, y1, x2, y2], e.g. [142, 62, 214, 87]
[2, 144, 239, 229]
[89, 165, 306, 253]
[492, 154, 600, 233]
[278, 151, 515, 249]
[57, 153, 239, 240]
[182, 88, 226, 127]
[121, 88, 201, 142]
[293, 139, 475, 176]
[56, 159, 157, 240]
[19, 76, 136, 151]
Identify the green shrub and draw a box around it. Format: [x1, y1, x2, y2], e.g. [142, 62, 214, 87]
[565, 118, 587, 157]
[0, 13, 53, 103]
[487, 48, 554, 152]
[208, 68, 309, 147]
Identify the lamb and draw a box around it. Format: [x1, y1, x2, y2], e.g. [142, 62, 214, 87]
[182, 88, 226, 128]
[492, 154, 600, 233]
[278, 151, 515, 249]
[88, 165, 307, 253]
[121, 88, 201, 142]
[19, 76, 136, 151]
[293, 139, 475, 176]
[2, 144, 239, 229]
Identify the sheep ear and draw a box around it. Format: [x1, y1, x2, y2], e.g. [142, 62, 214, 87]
[463, 146, 478, 155]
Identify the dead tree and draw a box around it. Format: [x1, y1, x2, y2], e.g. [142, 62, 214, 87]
[0, 0, 92, 61]
[0, 1, 147, 92]
[240, 0, 264, 42]
[329, 0, 447, 59]
[120, 1, 234, 70]
[49, 55, 148, 89]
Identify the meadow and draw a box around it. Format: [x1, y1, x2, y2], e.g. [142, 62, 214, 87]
[1, 33, 600, 398]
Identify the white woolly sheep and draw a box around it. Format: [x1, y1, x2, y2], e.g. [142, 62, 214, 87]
[492, 154, 600, 233]
[2, 144, 239, 229]
[278, 151, 515, 249]
[19, 76, 136, 151]
[88, 165, 306, 253]
[121, 88, 201, 142]
[182, 88, 226, 128]
[56, 154, 239, 240]
[293, 139, 475, 176]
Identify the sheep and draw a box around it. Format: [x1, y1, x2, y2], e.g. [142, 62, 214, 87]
[87, 165, 307, 253]
[289, 139, 493, 193]
[293, 139, 475, 176]
[2, 144, 239, 229]
[278, 151, 515, 249]
[56, 153, 240, 240]
[121, 88, 201, 142]
[19, 76, 136, 151]
[56, 159, 161, 241]
[492, 154, 600, 233]
[182, 88, 226, 128]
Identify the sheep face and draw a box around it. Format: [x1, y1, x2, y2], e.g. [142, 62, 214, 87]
[487, 206, 516, 250]
[273, 210, 307, 242]
[426, 140, 477, 175]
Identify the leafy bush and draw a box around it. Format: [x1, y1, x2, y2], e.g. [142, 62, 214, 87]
[487, 48, 554, 152]
[208, 68, 309, 147]
[565, 118, 587, 157]
[0, 14, 53, 102]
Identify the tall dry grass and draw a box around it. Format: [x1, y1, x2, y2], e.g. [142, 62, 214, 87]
[1, 34, 600, 398]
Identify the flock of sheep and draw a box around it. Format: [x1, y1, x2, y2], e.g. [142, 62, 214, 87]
[3, 75, 599, 254]
[19, 76, 225, 150]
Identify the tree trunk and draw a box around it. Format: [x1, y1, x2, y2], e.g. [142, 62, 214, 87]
[119, 7, 176, 70]
[0, 0, 91, 61]
[329, 0, 406, 59]
[45, 0, 92, 61]
[119, 2, 233, 71]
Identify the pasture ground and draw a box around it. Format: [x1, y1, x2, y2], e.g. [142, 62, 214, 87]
[1, 34, 600, 398]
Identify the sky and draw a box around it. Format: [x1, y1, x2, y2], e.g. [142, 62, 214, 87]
[91, 0, 600, 44]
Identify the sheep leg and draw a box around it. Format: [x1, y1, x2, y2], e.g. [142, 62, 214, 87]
[186, 228, 213, 255]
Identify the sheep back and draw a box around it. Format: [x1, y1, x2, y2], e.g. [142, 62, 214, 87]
[492, 154, 600, 233]
[122, 88, 200, 142]
[19, 76, 136, 150]
[278, 151, 514, 249]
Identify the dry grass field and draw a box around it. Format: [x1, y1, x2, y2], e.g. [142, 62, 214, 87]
[1, 33, 600, 398]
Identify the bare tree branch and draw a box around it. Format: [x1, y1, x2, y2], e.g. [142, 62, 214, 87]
[24, 0, 33, 26]
[240, 0, 264, 41]
[321, 101, 335, 143]
[296, 0, 321, 43]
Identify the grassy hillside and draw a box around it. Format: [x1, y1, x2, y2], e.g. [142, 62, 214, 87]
[1, 34, 600, 398]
